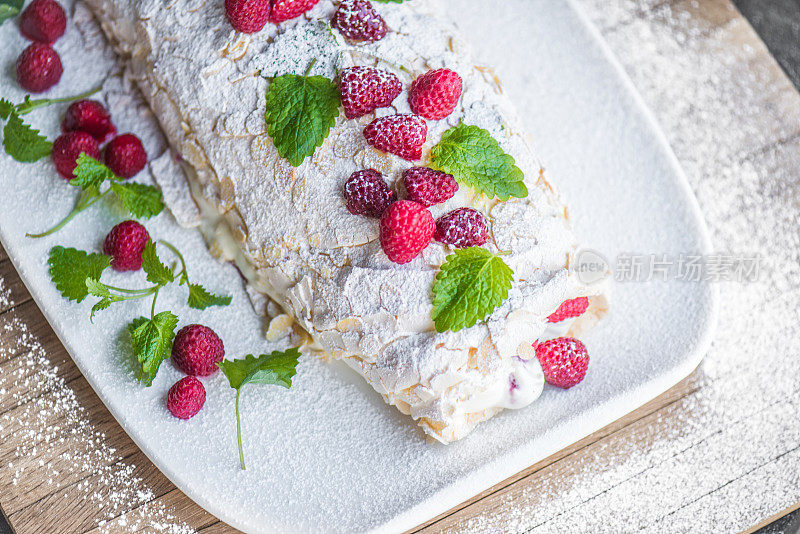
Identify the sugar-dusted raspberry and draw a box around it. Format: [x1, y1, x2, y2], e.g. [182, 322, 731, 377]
[16, 43, 62, 93]
[434, 207, 489, 248]
[363, 114, 427, 161]
[331, 0, 387, 42]
[547, 297, 590, 323]
[344, 169, 396, 217]
[20, 0, 67, 44]
[51, 131, 100, 180]
[104, 134, 147, 179]
[339, 66, 402, 119]
[103, 220, 151, 272]
[62, 99, 117, 144]
[225, 0, 270, 33]
[535, 337, 590, 389]
[403, 167, 458, 207]
[167, 376, 206, 419]
[379, 200, 435, 264]
[172, 325, 225, 377]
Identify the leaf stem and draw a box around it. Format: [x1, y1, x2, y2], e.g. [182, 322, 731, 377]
[158, 240, 188, 283]
[27, 188, 110, 238]
[16, 86, 102, 115]
[304, 58, 318, 77]
[235, 389, 246, 470]
[150, 287, 160, 319]
[101, 284, 157, 295]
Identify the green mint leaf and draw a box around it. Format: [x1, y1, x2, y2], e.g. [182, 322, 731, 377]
[128, 311, 178, 387]
[431, 247, 514, 333]
[48, 246, 111, 303]
[109, 181, 164, 219]
[0, 0, 23, 25]
[3, 110, 52, 162]
[141, 241, 174, 286]
[218, 348, 301, 391]
[0, 99, 13, 120]
[90, 297, 113, 322]
[218, 348, 301, 470]
[187, 283, 232, 310]
[430, 123, 528, 201]
[70, 154, 116, 189]
[85, 277, 111, 298]
[264, 73, 340, 167]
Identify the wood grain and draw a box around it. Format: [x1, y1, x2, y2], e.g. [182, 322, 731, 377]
[1, 1, 798, 532]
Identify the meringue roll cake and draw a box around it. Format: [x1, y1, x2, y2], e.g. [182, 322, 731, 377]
[84, 0, 609, 443]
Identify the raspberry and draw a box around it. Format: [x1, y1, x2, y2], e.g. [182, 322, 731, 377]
[172, 325, 225, 377]
[225, 0, 270, 33]
[270, 0, 320, 23]
[363, 114, 427, 161]
[51, 131, 100, 180]
[16, 43, 62, 93]
[344, 169, 396, 217]
[167, 376, 206, 419]
[62, 99, 117, 144]
[339, 66, 401, 120]
[535, 337, 590, 389]
[19, 0, 67, 44]
[331, 0, 387, 42]
[104, 134, 147, 179]
[408, 68, 463, 121]
[103, 220, 151, 272]
[379, 200, 434, 264]
[434, 208, 489, 248]
[403, 167, 458, 207]
[547, 297, 590, 323]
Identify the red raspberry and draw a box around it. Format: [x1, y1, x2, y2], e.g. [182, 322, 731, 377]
[225, 0, 270, 33]
[339, 66, 401, 120]
[535, 337, 590, 389]
[20, 0, 67, 44]
[270, 0, 320, 23]
[331, 0, 387, 42]
[172, 325, 225, 377]
[104, 134, 147, 179]
[103, 220, 151, 272]
[167, 376, 206, 420]
[344, 169, 396, 217]
[51, 131, 100, 180]
[62, 99, 117, 144]
[379, 200, 434, 264]
[364, 114, 427, 161]
[547, 297, 590, 323]
[434, 208, 488, 248]
[408, 68, 463, 120]
[403, 167, 458, 207]
[16, 43, 62, 93]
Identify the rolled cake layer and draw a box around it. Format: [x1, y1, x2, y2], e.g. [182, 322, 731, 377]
[84, 0, 608, 443]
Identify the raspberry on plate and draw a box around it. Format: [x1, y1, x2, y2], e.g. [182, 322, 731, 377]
[51, 131, 100, 180]
[363, 114, 427, 161]
[434, 207, 488, 248]
[103, 220, 151, 272]
[225, 0, 270, 33]
[172, 325, 225, 377]
[344, 169, 396, 217]
[20, 0, 67, 44]
[167, 376, 206, 420]
[379, 200, 435, 264]
[332, 0, 387, 42]
[339, 66, 402, 120]
[547, 297, 590, 323]
[104, 133, 147, 179]
[535, 337, 590, 389]
[270, 0, 320, 23]
[408, 68, 463, 121]
[16, 43, 62, 93]
[403, 167, 458, 207]
[62, 99, 117, 144]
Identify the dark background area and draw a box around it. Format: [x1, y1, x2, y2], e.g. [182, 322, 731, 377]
[0, 1, 799, 533]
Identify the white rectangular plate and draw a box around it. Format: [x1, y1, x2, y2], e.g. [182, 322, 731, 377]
[0, 0, 717, 532]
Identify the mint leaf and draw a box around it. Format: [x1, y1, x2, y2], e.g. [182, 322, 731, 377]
[0, 0, 23, 25]
[71, 154, 116, 189]
[141, 241, 174, 286]
[110, 181, 164, 219]
[187, 283, 232, 310]
[0, 99, 13, 120]
[218, 348, 301, 469]
[264, 73, 340, 167]
[128, 312, 178, 386]
[431, 247, 514, 333]
[430, 123, 528, 201]
[89, 296, 113, 322]
[48, 246, 111, 303]
[3, 110, 52, 162]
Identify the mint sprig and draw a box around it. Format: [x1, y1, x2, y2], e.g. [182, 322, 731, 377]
[430, 123, 528, 201]
[128, 312, 178, 387]
[48, 246, 111, 302]
[0, 0, 23, 25]
[218, 349, 301, 469]
[264, 61, 340, 167]
[431, 247, 514, 332]
[28, 154, 164, 238]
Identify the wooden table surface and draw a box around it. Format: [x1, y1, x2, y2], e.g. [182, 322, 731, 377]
[2, 0, 800, 532]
